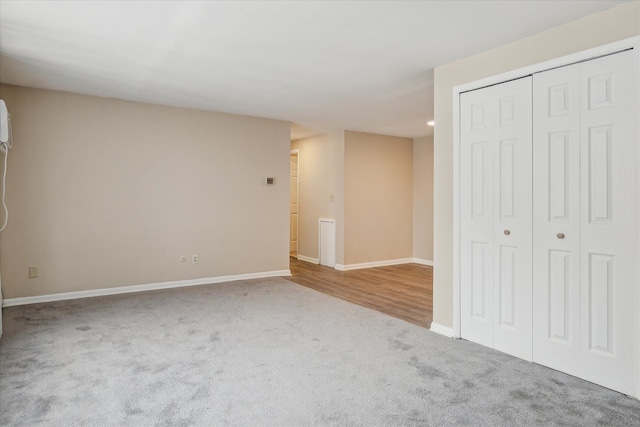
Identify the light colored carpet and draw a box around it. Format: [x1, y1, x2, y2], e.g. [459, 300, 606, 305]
[1, 277, 638, 426]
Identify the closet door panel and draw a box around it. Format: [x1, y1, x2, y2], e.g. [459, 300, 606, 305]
[460, 77, 533, 359]
[460, 87, 495, 347]
[492, 78, 533, 360]
[579, 50, 636, 395]
[532, 64, 581, 373]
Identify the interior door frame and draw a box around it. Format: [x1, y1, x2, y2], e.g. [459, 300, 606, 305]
[452, 36, 640, 396]
[290, 149, 300, 258]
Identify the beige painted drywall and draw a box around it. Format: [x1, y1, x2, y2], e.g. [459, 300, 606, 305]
[0, 85, 291, 299]
[328, 131, 345, 265]
[432, 2, 640, 328]
[344, 131, 413, 265]
[291, 131, 345, 264]
[291, 134, 331, 261]
[413, 136, 433, 262]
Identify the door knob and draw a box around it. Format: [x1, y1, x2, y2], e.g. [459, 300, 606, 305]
[504, 230, 510, 235]
[557, 233, 565, 239]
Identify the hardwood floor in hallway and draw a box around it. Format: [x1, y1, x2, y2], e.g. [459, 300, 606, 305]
[285, 257, 433, 328]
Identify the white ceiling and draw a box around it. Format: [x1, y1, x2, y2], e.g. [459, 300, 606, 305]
[0, 1, 630, 139]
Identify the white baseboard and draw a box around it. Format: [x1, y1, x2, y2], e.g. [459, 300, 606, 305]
[412, 258, 434, 266]
[430, 322, 456, 338]
[335, 258, 414, 271]
[296, 255, 319, 264]
[2, 269, 291, 308]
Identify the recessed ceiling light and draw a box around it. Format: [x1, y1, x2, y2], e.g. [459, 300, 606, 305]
[427, 120, 435, 126]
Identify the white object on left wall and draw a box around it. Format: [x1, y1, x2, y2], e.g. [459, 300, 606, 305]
[0, 99, 11, 145]
[0, 99, 11, 337]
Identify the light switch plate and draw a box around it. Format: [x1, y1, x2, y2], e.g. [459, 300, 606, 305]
[29, 266, 39, 278]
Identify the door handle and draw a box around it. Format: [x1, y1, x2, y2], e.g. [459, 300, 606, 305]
[504, 230, 510, 236]
[557, 233, 565, 239]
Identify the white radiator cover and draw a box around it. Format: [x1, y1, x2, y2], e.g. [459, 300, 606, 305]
[319, 218, 336, 268]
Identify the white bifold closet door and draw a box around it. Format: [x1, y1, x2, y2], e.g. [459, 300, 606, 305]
[532, 50, 636, 395]
[460, 77, 533, 361]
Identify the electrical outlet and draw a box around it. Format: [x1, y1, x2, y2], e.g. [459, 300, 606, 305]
[29, 266, 39, 278]
[192, 254, 199, 264]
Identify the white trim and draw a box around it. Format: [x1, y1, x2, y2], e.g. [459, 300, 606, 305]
[2, 270, 291, 307]
[454, 36, 639, 95]
[412, 258, 434, 266]
[318, 218, 336, 223]
[335, 258, 414, 271]
[452, 66, 462, 338]
[430, 322, 456, 338]
[452, 36, 640, 340]
[633, 37, 640, 400]
[290, 149, 300, 258]
[296, 255, 319, 264]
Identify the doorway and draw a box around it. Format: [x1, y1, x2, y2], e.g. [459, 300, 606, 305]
[290, 150, 299, 258]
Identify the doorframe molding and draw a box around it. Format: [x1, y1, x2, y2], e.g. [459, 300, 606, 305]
[452, 37, 640, 364]
[290, 149, 300, 258]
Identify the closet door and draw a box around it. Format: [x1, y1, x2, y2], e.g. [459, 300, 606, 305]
[532, 64, 582, 374]
[461, 77, 533, 359]
[461, 85, 495, 348]
[533, 50, 636, 395]
[579, 51, 636, 395]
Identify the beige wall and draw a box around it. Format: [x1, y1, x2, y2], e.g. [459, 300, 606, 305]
[344, 131, 413, 265]
[290, 131, 344, 264]
[327, 131, 345, 265]
[432, 2, 640, 328]
[413, 136, 433, 262]
[291, 135, 330, 260]
[290, 134, 332, 261]
[0, 85, 291, 299]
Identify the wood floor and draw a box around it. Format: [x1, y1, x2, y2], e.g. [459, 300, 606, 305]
[285, 257, 433, 328]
